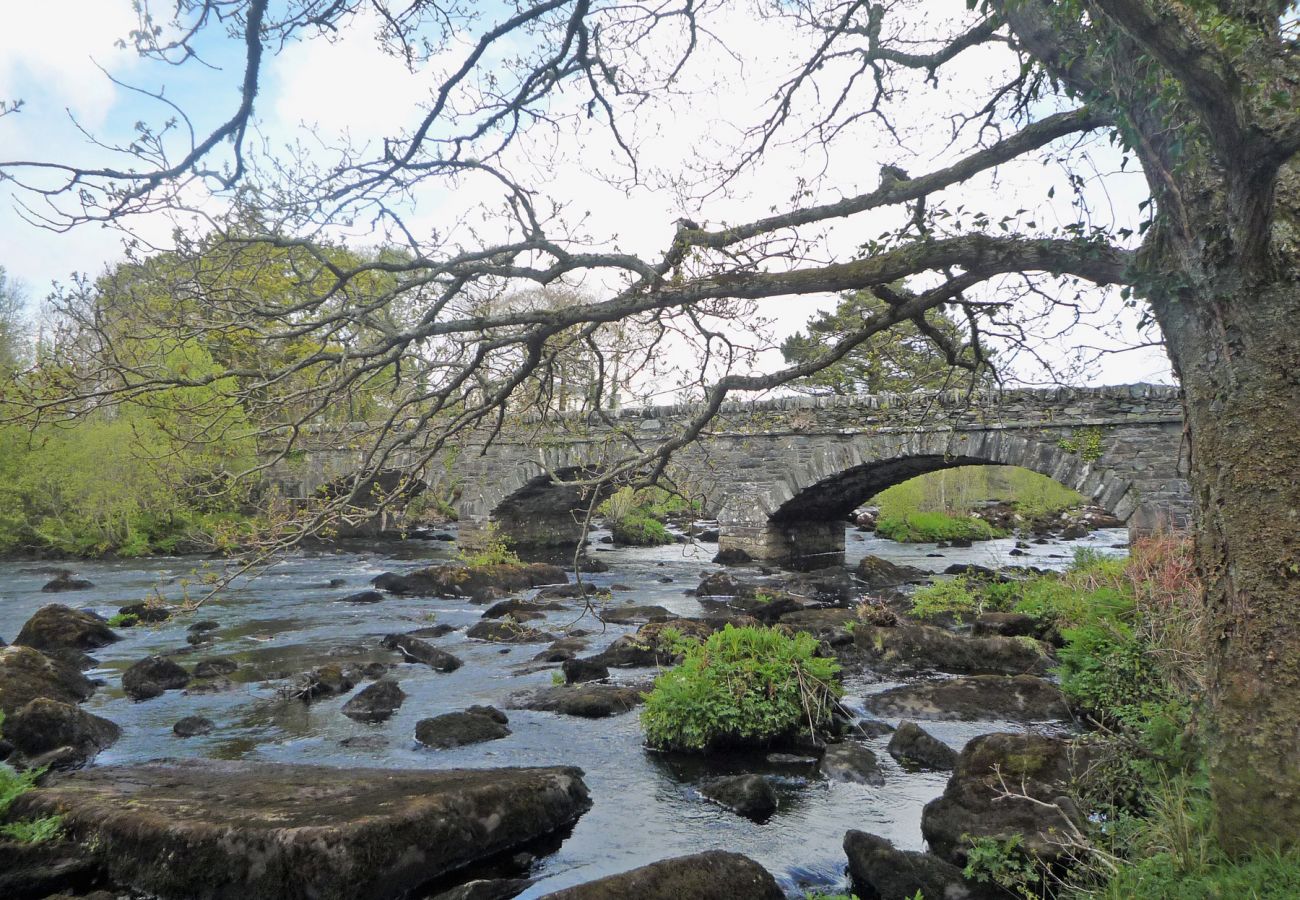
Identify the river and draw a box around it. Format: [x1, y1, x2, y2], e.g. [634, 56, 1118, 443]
[0, 524, 1127, 897]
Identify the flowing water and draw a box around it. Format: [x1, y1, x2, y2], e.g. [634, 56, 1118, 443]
[0, 525, 1127, 897]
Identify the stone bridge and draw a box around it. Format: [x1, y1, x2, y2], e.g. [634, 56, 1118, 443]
[270, 384, 1192, 565]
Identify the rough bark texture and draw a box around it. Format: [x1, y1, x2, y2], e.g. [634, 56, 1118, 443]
[1155, 242, 1300, 851]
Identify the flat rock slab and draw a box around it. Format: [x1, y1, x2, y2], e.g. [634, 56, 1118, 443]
[11, 760, 591, 900]
[865, 675, 1070, 721]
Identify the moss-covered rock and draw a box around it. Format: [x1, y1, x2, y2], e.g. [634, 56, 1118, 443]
[12, 760, 591, 900]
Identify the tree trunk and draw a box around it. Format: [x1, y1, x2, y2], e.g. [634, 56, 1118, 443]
[1158, 267, 1300, 851]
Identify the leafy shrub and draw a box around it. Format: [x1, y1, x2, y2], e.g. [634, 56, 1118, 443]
[962, 834, 1042, 899]
[875, 511, 1002, 542]
[456, 523, 521, 568]
[610, 512, 673, 546]
[641, 625, 842, 752]
[910, 577, 980, 620]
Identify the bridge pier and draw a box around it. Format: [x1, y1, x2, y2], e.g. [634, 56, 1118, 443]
[717, 519, 845, 568]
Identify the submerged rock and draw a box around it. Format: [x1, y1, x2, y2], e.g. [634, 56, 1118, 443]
[505, 683, 646, 719]
[10, 760, 591, 900]
[4, 697, 120, 767]
[844, 830, 998, 900]
[922, 733, 1088, 867]
[887, 721, 958, 770]
[173, 716, 216, 737]
[292, 664, 354, 702]
[381, 633, 463, 671]
[851, 623, 1050, 676]
[698, 774, 778, 820]
[415, 707, 511, 749]
[341, 590, 385, 604]
[193, 657, 239, 679]
[866, 675, 1071, 722]
[122, 656, 191, 701]
[819, 741, 885, 786]
[14, 604, 119, 655]
[342, 679, 406, 723]
[0, 645, 96, 715]
[537, 850, 784, 900]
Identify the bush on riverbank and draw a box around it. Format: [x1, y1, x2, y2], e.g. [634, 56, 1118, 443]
[926, 538, 1299, 899]
[875, 510, 1003, 543]
[641, 625, 842, 752]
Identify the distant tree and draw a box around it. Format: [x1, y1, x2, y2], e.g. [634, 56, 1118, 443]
[781, 288, 993, 394]
[0, 267, 29, 372]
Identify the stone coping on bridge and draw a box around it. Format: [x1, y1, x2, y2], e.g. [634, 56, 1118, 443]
[281, 383, 1182, 437]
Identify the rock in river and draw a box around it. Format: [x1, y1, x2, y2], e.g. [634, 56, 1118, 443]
[14, 604, 120, 655]
[505, 683, 646, 719]
[122, 656, 191, 701]
[8, 759, 592, 900]
[887, 721, 959, 770]
[381, 633, 463, 671]
[922, 733, 1089, 868]
[0, 645, 96, 715]
[698, 774, 778, 820]
[866, 675, 1071, 722]
[39, 572, 95, 593]
[819, 741, 885, 786]
[415, 707, 511, 749]
[844, 830, 998, 900]
[850, 623, 1050, 676]
[537, 850, 784, 900]
[342, 679, 406, 723]
[3, 697, 120, 768]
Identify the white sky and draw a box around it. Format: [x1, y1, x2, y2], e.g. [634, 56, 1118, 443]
[0, 1, 1174, 388]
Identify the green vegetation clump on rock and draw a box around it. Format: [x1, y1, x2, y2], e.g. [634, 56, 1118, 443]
[875, 510, 1002, 543]
[600, 486, 691, 547]
[641, 624, 841, 752]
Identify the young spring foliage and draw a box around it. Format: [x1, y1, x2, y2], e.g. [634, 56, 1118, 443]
[641, 624, 842, 752]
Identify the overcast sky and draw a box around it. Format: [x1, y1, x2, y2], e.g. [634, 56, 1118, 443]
[0, 1, 1174, 388]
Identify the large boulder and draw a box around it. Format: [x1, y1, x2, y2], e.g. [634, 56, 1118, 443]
[381, 634, 463, 672]
[698, 775, 778, 820]
[0, 646, 96, 715]
[11, 760, 592, 900]
[342, 680, 406, 723]
[505, 683, 646, 719]
[887, 721, 958, 770]
[851, 624, 1050, 676]
[866, 675, 1070, 722]
[415, 707, 511, 749]
[482, 599, 566, 620]
[844, 830, 998, 900]
[14, 605, 119, 655]
[3, 698, 120, 768]
[371, 563, 567, 600]
[537, 851, 784, 900]
[122, 656, 191, 701]
[922, 733, 1088, 868]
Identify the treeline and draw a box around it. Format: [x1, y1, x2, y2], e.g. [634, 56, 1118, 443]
[0, 231, 408, 557]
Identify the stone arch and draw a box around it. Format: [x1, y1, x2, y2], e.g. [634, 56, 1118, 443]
[457, 443, 630, 553]
[715, 429, 1138, 565]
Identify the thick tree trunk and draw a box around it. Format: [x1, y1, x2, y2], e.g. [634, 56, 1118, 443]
[1158, 268, 1300, 851]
